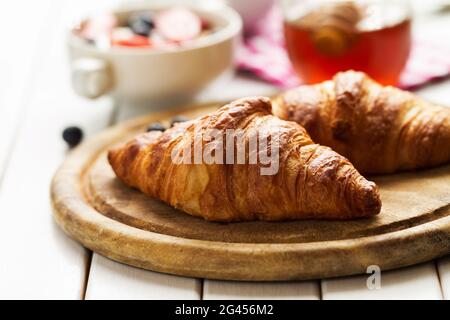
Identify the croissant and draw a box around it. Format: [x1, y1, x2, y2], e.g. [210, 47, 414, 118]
[108, 97, 381, 222]
[273, 71, 450, 174]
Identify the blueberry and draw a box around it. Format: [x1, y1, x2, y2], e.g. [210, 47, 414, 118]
[170, 115, 189, 127]
[85, 38, 96, 45]
[62, 126, 83, 148]
[146, 122, 166, 132]
[128, 14, 154, 37]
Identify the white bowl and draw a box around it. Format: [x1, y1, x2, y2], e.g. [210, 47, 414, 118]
[68, 4, 242, 104]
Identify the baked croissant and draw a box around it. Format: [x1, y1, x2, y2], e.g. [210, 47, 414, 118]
[273, 71, 450, 174]
[108, 97, 381, 222]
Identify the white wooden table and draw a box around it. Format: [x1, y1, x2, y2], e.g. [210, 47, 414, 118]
[0, 0, 449, 300]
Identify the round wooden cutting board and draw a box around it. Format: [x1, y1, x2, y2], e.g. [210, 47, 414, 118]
[51, 101, 450, 281]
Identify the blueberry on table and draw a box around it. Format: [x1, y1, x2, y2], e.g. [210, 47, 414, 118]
[62, 126, 83, 148]
[146, 122, 166, 132]
[170, 115, 189, 127]
[128, 14, 154, 37]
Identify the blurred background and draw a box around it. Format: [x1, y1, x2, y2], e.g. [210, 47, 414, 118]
[12, 0, 449, 144]
[2, 0, 450, 117]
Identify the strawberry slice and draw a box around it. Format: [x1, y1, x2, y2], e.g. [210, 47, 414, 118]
[111, 27, 151, 47]
[155, 8, 201, 42]
[113, 35, 151, 47]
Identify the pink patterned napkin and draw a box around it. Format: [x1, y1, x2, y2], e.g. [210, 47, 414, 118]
[236, 7, 450, 90]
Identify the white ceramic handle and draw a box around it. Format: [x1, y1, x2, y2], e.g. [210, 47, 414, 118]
[71, 58, 112, 99]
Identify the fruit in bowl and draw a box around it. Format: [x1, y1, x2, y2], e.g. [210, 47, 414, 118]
[75, 7, 217, 50]
[68, 4, 242, 103]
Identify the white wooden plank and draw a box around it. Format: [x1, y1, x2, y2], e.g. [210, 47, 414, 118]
[0, 0, 116, 299]
[204, 281, 320, 300]
[437, 256, 450, 300]
[0, 0, 59, 178]
[0, 78, 113, 299]
[85, 255, 201, 300]
[0, 75, 114, 298]
[321, 263, 443, 300]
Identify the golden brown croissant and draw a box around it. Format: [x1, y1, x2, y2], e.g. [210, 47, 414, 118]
[108, 97, 381, 221]
[273, 71, 450, 174]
